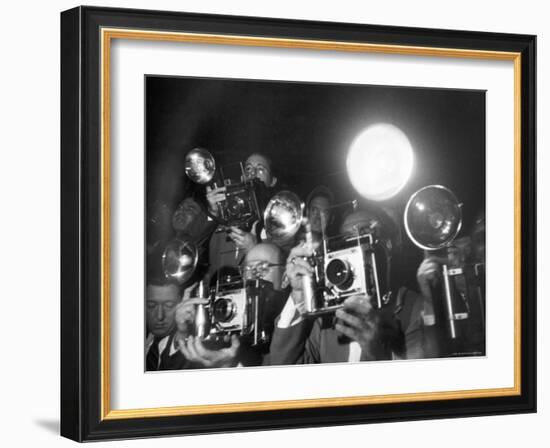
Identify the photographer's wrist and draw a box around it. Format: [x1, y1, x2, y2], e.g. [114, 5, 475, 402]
[290, 288, 303, 304]
[359, 347, 378, 361]
[207, 204, 220, 217]
[206, 207, 221, 222]
[278, 295, 303, 328]
[218, 356, 239, 368]
[360, 336, 390, 361]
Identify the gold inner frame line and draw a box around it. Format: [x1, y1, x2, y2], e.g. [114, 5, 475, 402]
[100, 27, 522, 421]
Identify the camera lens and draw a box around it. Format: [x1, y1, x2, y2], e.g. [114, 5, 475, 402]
[225, 196, 246, 218]
[326, 259, 353, 289]
[213, 298, 236, 323]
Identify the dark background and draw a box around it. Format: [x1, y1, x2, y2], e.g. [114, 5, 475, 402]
[145, 75, 485, 286]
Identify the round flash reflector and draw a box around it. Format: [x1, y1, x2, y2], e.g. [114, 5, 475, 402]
[347, 123, 414, 201]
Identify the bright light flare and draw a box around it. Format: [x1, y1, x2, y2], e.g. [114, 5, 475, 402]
[346, 123, 414, 201]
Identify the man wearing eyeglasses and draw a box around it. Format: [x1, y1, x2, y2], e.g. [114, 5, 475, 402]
[241, 242, 285, 288]
[177, 242, 287, 367]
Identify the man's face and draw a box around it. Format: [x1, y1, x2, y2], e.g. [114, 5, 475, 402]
[146, 284, 180, 338]
[173, 198, 205, 239]
[243, 244, 283, 290]
[309, 196, 331, 234]
[180, 198, 201, 218]
[244, 154, 273, 187]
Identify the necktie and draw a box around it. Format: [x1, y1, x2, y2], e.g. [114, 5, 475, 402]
[146, 338, 160, 371]
[159, 334, 175, 370]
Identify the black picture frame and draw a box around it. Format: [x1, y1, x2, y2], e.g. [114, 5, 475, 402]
[60, 5, 536, 442]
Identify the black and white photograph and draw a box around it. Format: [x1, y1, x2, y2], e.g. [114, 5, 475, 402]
[55, 4, 537, 442]
[144, 75, 486, 371]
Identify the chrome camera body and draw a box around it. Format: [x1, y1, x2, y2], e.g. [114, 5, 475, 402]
[303, 231, 388, 317]
[194, 277, 278, 347]
[210, 278, 248, 335]
[324, 238, 370, 299]
[183, 148, 267, 229]
[218, 175, 264, 229]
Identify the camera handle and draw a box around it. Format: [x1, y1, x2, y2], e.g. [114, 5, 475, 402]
[252, 279, 261, 346]
[441, 264, 457, 339]
[194, 280, 212, 338]
[441, 264, 470, 340]
[302, 219, 322, 315]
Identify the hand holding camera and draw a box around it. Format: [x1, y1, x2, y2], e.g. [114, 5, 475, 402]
[174, 297, 209, 339]
[228, 226, 257, 251]
[285, 242, 315, 306]
[175, 296, 241, 368]
[334, 294, 381, 359]
[416, 256, 447, 298]
[178, 334, 240, 368]
[206, 185, 226, 217]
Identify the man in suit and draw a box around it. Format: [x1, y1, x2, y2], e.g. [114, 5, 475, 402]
[145, 278, 188, 371]
[145, 274, 242, 370]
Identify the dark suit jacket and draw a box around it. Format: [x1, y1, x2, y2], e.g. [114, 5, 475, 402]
[268, 288, 437, 365]
[147, 332, 191, 371]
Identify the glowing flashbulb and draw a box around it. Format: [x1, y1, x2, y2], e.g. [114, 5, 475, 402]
[347, 123, 414, 201]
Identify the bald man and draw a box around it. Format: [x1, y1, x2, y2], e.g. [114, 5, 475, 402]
[242, 243, 285, 289]
[240, 243, 288, 365]
[176, 242, 287, 367]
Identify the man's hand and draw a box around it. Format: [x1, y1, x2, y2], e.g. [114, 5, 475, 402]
[228, 227, 257, 252]
[335, 294, 384, 360]
[178, 335, 240, 368]
[206, 185, 226, 217]
[416, 256, 445, 298]
[174, 297, 208, 337]
[181, 282, 198, 301]
[285, 242, 314, 306]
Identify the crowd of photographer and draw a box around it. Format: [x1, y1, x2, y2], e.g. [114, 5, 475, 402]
[145, 150, 485, 371]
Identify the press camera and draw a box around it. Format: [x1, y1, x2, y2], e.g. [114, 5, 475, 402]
[218, 175, 265, 229]
[301, 216, 391, 317]
[184, 147, 267, 229]
[191, 275, 285, 347]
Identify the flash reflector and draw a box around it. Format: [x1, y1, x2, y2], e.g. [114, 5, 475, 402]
[347, 123, 414, 201]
